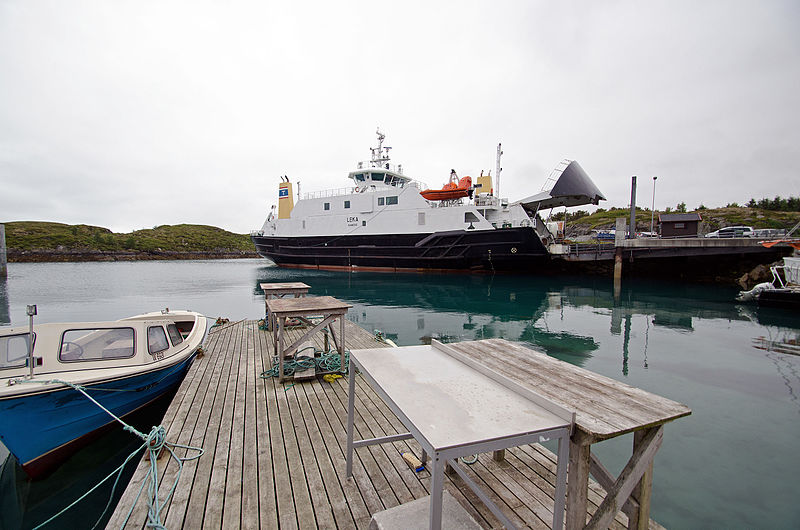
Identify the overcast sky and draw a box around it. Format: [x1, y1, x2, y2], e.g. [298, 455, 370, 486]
[1, 0, 798, 234]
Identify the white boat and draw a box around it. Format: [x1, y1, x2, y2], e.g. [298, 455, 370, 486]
[0, 309, 207, 478]
[737, 257, 800, 309]
[251, 130, 606, 272]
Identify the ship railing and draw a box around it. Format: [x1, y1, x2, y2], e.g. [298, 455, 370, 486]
[474, 195, 501, 207]
[303, 187, 354, 200]
[356, 161, 404, 174]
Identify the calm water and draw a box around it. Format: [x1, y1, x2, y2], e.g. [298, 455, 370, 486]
[1, 259, 799, 529]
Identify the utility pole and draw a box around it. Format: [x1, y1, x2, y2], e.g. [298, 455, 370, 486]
[650, 176, 658, 235]
[628, 176, 637, 239]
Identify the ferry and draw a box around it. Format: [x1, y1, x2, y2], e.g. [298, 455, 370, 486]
[251, 130, 606, 272]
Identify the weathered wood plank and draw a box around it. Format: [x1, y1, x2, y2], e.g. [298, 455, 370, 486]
[161, 320, 237, 528]
[253, 322, 280, 530]
[181, 320, 240, 529]
[450, 339, 690, 439]
[284, 384, 338, 528]
[204, 316, 245, 529]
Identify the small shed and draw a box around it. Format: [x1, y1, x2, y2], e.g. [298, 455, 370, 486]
[658, 213, 702, 238]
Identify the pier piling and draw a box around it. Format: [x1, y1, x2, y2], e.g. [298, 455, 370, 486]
[0, 224, 7, 279]
[614, 217, 626, 297]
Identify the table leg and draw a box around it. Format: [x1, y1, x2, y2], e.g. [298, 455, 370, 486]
[429, 453, 444, 530]
[554, 434, 569, 530]
[340, 314, 346, 374]
[632, 429, 655, 530]
[345, 360, 356, 477]
[277, 317, 285, 383]
[566, 434, 591, 530]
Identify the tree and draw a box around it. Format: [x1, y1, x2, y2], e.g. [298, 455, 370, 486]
[676, 202, 687, 213]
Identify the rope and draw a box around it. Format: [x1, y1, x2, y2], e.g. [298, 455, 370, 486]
[260, 346, 350, 379]
[12, 378, 203, 529]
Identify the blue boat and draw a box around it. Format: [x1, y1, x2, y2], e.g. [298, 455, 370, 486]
[0, 310, 207, 478]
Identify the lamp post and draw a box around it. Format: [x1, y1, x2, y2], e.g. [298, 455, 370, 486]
[650, 176, 658, 235]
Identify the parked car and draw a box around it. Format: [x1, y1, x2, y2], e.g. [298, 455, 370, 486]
[704, 226, 754, 238]
[753, 228, 787, 238]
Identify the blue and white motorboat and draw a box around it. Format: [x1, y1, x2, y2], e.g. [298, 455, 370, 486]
[0, 309, 207, 478]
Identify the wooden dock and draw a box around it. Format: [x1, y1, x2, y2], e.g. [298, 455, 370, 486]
[109, 319, 660, 529]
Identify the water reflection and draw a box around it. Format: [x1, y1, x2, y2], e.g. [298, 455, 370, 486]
[749, 323, 800, 415]
[253, 268, 748, 369]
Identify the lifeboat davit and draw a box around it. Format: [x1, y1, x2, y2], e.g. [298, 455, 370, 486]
[420, 175, 473, 201]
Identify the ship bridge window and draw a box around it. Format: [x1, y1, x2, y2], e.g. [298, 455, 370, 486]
[354, 173, 365, 182]
[386, 196, 398, 205]
[371, 173, 384, 182]
[0, 333, 32, 369]
[60, 327, 135, 361]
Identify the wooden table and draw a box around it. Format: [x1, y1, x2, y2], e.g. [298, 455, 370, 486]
[266, 296, 352, 383]
[259, 282, 310, 330]
[346, 340, 575, 530]
[445, 339, 692, 530]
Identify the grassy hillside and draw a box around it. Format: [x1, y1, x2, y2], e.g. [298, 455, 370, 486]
[561, 207, 800, 234]
[3, 221, 254, 253]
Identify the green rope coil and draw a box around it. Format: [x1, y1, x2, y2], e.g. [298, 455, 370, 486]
[260, 347, 350, 379]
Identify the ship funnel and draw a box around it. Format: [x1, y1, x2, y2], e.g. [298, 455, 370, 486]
[278, 180, 294, 219]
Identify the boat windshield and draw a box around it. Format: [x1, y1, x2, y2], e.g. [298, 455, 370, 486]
[0, 333, 32, 369]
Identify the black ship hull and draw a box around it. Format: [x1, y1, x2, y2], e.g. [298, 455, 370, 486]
[251, 227, 550, 272]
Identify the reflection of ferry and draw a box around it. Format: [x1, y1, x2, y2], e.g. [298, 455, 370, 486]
[251, 130, 605, 272]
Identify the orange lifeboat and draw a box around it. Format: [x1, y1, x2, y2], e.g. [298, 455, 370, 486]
[420, 174, 473, 201]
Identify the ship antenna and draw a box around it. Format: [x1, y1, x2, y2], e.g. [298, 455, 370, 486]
[370, 128, 391, 168]
[496, 143, 503, 198]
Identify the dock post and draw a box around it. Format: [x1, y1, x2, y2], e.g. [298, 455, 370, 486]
[628, 176, 637, 239]
[0, 224, 7, 279]
[613, 218, 625, 298]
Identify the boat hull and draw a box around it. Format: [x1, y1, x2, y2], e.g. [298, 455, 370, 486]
[251, 227, 550, 272]
[757, 288, 800, 309]
[0, 354, 197, 479]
